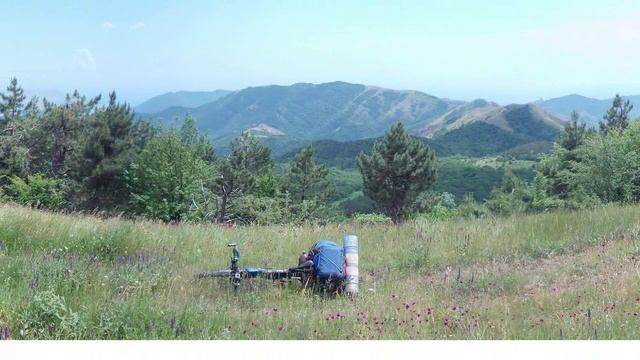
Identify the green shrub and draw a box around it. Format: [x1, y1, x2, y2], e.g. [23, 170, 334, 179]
[1, 174, 66, 210]
[98, 302, 133, 339]
[351, 213, 393, 225]
[412, 204, 457, 220]
[456, 193, 490, 218]
[18, 290, 82, 339]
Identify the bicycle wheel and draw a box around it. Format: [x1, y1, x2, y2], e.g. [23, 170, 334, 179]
[196, 269, 232, 278]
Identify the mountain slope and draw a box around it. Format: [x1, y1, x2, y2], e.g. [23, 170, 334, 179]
[277, 104, 564, 166]
[415, 103, 564, 140]
[536, 94, 640, 126]
[137, 82, 566, 158]
[135, 90, 231, 114]
[149, 81, 463, 143]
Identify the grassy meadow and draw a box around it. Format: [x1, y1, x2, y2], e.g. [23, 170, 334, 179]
[0, 203, 639, 339]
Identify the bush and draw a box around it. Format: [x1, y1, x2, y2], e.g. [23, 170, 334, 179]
[412, 204, 457, 221]
[1, 174, 66, 210]
[485, 189, 529, 216]
[18, 290, 82, 339]
[572, 126, 640, 203]
[411, 191, 441, 213]
[125, 127, 216, 223]
[352, 213, 393, 225]
[456, 194, 490, 218]
[98, 302, 133, 339]
[411, 191, 458, 220]
[230, 195, 286, 225]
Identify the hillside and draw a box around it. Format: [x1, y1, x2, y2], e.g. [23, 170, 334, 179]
[415, 103, 564, 140]
[138, 83, 565, 158]
[1, 203, 639, 339]
[413, 99, 500, 138]
[134, 90, 232, 114]
[537, 94, 640, 126]
[278, 105, 563, 166]
[145, 81, 464, 142]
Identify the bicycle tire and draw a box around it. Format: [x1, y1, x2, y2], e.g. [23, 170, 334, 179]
[196, 269, 232, 278]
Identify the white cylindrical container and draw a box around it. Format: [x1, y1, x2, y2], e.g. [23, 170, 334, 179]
[343, 235, 359, 297]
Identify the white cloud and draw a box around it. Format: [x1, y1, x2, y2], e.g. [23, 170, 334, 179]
[130, 21, 145, 31]
[102, 21, 114, 29]
[76, 48, 96, 70]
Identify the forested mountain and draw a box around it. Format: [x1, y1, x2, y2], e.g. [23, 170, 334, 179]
[139, 82, 570, 158]
[143, 81, 464, 142]
[278, 104, 564, 166]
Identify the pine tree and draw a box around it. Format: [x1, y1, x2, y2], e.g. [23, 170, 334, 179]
[215, 132, 273, 222]
[559, 111, 588, 161]
[285, 145, 330, 203]
[357, 122, 437, 223]
[38, 91, 99, 178]
[600, 94, 633, 133]
[81, 92, 140, 207]
[0, 77, 27, 125]
[180, 114, 216, 163]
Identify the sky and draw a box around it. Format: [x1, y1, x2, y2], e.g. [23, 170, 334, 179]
[1, 0, 640, 105]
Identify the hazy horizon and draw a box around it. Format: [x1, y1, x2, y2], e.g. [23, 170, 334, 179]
[2, 0, 640, 105]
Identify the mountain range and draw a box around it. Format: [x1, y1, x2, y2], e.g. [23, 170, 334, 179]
[142, 82, 465, 141]
[135, 81, 637, 158]
[536, 94, 640, 126]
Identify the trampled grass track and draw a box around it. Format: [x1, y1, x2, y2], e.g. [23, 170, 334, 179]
[0, 204, 639, 339]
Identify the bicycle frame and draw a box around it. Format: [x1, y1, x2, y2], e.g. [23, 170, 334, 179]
[228, 243, 241, 293]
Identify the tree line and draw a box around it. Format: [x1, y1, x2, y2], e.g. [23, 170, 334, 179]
[1, 77, 638, 224]
[0, 78, 335, 224]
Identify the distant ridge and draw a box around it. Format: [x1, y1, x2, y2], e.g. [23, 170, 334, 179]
[136, 82, 573, 157]
[536, 94, 640, 126]
[135, 90, 232, 114]
[147, 81, 465, 143]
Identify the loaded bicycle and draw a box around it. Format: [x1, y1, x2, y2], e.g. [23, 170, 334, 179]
[196, 236, 359, 297]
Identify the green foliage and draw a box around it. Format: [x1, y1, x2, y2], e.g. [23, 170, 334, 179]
[456, 193, 490, 218]
[125, 121, 216, 222]
[215, 132, 273, 223]
[600, 94, 633, 133]
[0, 77, 27, 124]
[433, 156, 535, 201]
[358, 122, 437, 222]
[529, 172, 564, 212]
[336, 192, 376, 215]
[18, 290, 81, 339]
[80, 92, 147, 208]
[284, 145, 331, 203]
[1, 174, 67, 209]
[571, 124, 640, 203]
[484, 169, 533, 216]
[351, 213, 393, 225]
[559, 111, 588, 155]
[98, 302, 133, 339]
[3, 76, 640, 226]
[411, 204, 457, 221]
[429, 121, 551, 157]
[537, 121, 640, 209]
[228, 194, 286, 225]
[411, 191, 456, 214]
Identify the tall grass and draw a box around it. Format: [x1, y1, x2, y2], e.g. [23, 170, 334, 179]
[0, 203, 638, 339]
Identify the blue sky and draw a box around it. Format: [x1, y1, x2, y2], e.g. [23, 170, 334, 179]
[1, 0, 639, 105]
